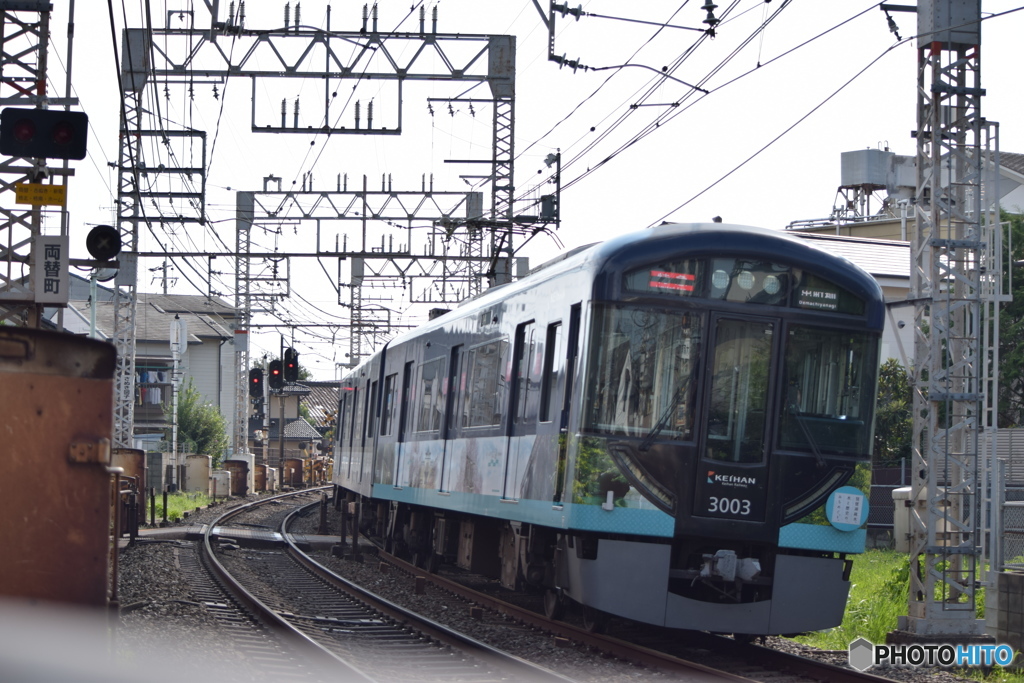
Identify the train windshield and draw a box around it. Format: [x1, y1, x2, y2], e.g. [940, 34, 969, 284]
[705, 319, 774, 463]
[583, 304, 700, 440]
[777, 325, 877, 456]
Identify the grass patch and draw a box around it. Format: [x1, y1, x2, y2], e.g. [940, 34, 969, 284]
[793, 549, 1023, 682]
[794, 549, 908, 648]
[148, 491, 212, 523]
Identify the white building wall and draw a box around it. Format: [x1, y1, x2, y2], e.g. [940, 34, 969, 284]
[185, 341, 221, 407]
[880, 284, 914, 369]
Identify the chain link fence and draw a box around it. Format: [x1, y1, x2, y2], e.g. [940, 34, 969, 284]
[1001, 485, 1024, 570]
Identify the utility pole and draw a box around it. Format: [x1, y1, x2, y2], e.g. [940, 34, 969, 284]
[899, 0, 1002, 639]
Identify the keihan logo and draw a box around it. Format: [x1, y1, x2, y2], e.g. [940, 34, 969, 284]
[707, 472, 757, 486]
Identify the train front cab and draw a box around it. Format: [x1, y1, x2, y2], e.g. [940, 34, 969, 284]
[558, 224, 884, 635]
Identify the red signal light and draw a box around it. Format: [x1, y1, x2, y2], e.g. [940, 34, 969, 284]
[248, 368, 263, 398]
[268, 359, 284, 389]
[12, 119, 34, 143]
[52, 121, 75, 146]
[0, 108, 88, 160]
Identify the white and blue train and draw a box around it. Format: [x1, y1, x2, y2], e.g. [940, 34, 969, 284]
[332, 222, 883, 635]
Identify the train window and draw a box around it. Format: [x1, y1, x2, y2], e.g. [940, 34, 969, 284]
[349, 386, 360, 449]
[398, 362, 413, 439]
[339, 395, 352, 448]
[624, 259, 702, 297]
[414, 358, 445, 433]
[583, 304, 700, 440]
[447, 346, 463, 434]
[707, 258, 791, 306]
[380, 373, 397, 436]
[364, 380, 378, 443]
[463, 339, 509, 428]
[513, 322, 538, 424]
[540, 322, 562, 422]
[793, 271, 865, 315]
[705, 319, 774, 463]
[777, 325, 877, 456]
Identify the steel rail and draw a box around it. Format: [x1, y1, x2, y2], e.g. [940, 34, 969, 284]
[370, 548, 897, 683]
[280, 500, 573, 683]
[201, 488, 375, 682]
[373, 547, 751, 682]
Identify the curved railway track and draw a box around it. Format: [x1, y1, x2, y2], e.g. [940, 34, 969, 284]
[284, 497, 906, 683]
[200, 488, 571, 683]
[179, 489, 902, 683]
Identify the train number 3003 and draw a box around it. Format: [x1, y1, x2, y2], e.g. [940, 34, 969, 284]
[708, 496, 751, 515]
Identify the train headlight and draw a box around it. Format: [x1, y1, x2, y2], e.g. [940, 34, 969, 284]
[763, 274, 781, 295]
[737, 270, 755, 290]
[712, 269, 729, 290]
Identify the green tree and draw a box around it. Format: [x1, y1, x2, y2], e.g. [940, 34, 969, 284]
[167, 379, 229, 467]
[873, 358, 913, 467]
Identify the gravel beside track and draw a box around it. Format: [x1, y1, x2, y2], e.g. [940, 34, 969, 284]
[114, 493, 979, 683]
[118, 541, 252, 670]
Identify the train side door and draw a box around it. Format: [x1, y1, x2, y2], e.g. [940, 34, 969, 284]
[360, 379, 378, 484]
[504, 321, 537, 499]
[391, 361, 413, 485]
[337, 387, 355, 482]
[439, 345, 463, 492]
[692, 315, 776, 523]
[553, 304, 581, 504]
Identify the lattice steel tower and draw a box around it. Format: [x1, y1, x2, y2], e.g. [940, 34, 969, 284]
[0, 3, 75, 328]
[902, 0, 1001, 637]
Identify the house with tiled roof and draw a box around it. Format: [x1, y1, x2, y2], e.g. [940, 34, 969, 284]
[297, 380, 340, 437]
[248, 382, 325, 466]
[50, 274, 240, 445]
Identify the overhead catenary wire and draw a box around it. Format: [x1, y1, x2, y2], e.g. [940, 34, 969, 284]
[646, 4, 1024, 226]
[541, 0, 792, 197]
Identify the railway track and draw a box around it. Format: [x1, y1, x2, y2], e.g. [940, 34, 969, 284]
[199, 489, 572, 683]
[170, 489, 902, 683]
[172, 544, 306, 680]
[363, 546, 900, 683]
[283, 500, 905, 683]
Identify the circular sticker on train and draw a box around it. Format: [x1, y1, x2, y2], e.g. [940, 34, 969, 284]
[826, 486, 869, 532]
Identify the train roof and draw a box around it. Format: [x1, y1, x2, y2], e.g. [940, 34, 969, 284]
[593, 222, 884, 308]
[366, 222, 884, 362]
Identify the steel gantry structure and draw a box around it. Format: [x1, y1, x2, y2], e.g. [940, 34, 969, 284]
[901, 0, 1004, 637]
[112, 5, 558, 452]
[228, 180, 532, 459]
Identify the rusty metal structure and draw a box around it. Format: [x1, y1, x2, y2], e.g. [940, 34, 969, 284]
[0, 327, 117, 607]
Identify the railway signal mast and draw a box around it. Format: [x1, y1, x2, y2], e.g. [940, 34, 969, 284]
[0, 4, 86, 329]
[901, 0, 1002, 637]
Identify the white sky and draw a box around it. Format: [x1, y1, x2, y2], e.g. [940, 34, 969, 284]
[41, 1, 1024, 378]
